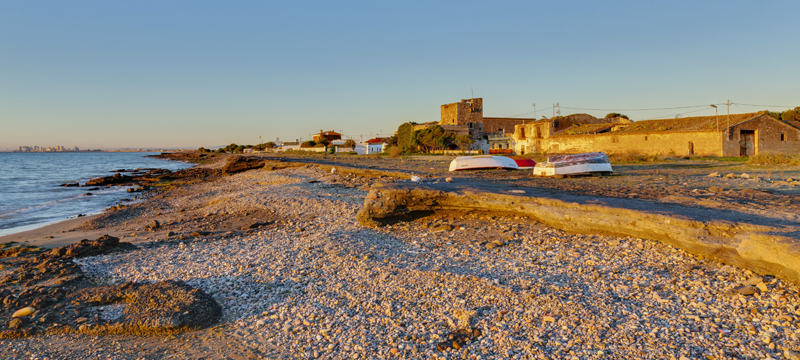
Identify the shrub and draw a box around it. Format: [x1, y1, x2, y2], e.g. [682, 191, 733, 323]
[301, 141, 316, 148]
[343, 139, 356, 148]
[605, 113, 629, 120]
[455, 135, 474, 153]
[608, 153, 663, 163]
[746, 154, 800, 166]
[387, 146, 401, 158]
[396, 122, 418, 153]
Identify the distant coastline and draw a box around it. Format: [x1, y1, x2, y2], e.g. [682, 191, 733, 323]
[3, 148, 195, 153]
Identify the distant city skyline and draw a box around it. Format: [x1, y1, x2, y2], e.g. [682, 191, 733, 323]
[2, 1, 798, 151]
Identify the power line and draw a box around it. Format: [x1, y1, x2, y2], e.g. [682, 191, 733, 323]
[560, 104, 713, 111]
[645, 107, 710, 120]
[505, 107, 552, 118]
[731, 103, 796, 108]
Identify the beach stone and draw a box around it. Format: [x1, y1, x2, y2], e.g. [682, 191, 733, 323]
[149, 220, 160, 230]
[733, 285, 759, 296]
[744, 276, 763, 285]
[8, 318, 24, 329]
[785, 350, 800, 360]
[12, 307, 35, 318]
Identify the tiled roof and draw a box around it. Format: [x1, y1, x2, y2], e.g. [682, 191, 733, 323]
[555, 123, 618, 136]
[609, 112, 763, 134]
[783, 120, 800, 130]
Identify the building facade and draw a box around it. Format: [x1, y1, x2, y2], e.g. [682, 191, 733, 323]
[513, 112, 800, 157]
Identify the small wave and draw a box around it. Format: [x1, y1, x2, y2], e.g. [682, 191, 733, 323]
[0, 192, 103, 219]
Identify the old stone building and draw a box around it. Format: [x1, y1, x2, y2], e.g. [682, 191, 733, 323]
[513, 112, 800, 157]
[437, 98, 534, 145]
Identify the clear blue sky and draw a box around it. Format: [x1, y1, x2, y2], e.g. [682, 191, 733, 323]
[2, 0, 798, 150]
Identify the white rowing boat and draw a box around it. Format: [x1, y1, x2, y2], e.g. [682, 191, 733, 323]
[533, 152, 613, 177]
[448, 156, 519, 171]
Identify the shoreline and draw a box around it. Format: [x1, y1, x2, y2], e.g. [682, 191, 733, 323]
[0, 152, 204, 248]
[0, 214, 103, 249]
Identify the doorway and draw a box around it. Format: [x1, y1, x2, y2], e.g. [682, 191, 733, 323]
[740, 130, 755, 156]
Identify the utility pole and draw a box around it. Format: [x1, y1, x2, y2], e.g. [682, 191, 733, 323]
[711, 104, 719, 142]
[532, 103, 536, 120]
[553, 103, 555, 118]
[727, 99, 731, 129]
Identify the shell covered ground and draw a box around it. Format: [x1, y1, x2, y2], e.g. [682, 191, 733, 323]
[4, 154, 800, 359]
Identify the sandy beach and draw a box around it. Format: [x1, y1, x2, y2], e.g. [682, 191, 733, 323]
[4, 153, 800, 359]
[0, 215, 106, 249]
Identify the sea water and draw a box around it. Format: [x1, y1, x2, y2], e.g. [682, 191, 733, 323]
[0, 152, 193, 237]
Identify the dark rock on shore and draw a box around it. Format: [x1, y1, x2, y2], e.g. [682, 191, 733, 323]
[0, 235, 220, 339]
[72, 280, 222, 335]
[85, 173, 133, 186]
[60, 183, 79, 187]
[45, 235, 136, 259]
[222, 156, 266, 175]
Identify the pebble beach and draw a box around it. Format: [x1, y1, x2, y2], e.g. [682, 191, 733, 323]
[5, 157, 800, 359]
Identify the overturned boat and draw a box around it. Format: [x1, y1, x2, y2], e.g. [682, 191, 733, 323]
[510, 157, 536, 169]
[533, 152, 613, 177]
[449, 155, 519, 171]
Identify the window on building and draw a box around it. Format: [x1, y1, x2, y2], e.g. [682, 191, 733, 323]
[781, 133, 785, 141]
[644, 136, 648, 141]
[468, 123, 473, 129]
[498, 129, 504, 135]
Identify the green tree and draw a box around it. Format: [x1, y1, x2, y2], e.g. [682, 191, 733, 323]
[455, 135, 474, 153]
[343, 139, 356, 148]
[605, 113, 629, 119]
[224, 143, 239, 153]
[301, 140, 316, 148]
[781, 107, 800, 122]
[264, 142, 276, 149]
[415, 125, 454, 153]
[396, 122, 418, 153]
[386, 134, 399, 147]
[234, 145, 245, 153]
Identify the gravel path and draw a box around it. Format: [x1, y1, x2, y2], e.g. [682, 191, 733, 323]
[14, 165, 800, 359]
